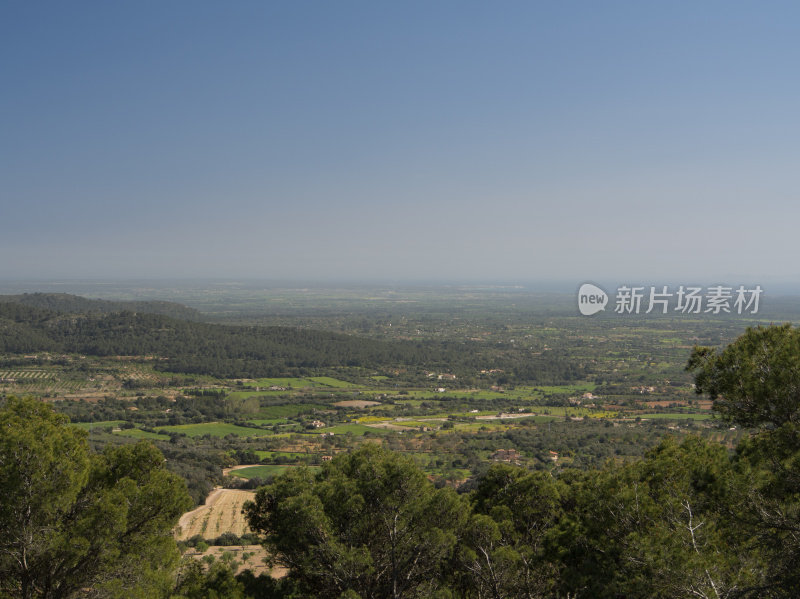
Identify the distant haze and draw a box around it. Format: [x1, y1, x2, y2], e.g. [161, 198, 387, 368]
[2, 3, 799, 283]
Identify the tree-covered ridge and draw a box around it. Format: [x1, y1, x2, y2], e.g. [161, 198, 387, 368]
[0, 299, 588, 382]
[0, 292, 201, 320]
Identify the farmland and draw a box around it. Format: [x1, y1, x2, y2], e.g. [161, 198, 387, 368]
[2, 285, 792, 553]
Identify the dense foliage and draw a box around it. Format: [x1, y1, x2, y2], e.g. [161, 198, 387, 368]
[243, 434, 794, 598]
[246, 445, 465, 598]
[688, 323, 800, 427]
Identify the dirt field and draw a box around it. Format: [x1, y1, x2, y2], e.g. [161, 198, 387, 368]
[176, 488, 255, 541]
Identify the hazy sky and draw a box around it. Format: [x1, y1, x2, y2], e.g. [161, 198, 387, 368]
[2, 2, 799, 284]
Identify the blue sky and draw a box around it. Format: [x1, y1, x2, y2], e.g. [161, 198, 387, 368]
[2, 2, 799, 284]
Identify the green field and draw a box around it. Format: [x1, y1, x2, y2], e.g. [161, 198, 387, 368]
[156, 422, 272, 437]
[638, 413, 714, 421]
[534, 407, 614, 418]
[230, 464, 320, 479]
[229, 465, 292, 479]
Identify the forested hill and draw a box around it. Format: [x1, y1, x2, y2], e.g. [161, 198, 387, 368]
[0, 301, 429, 377]
[0, 292, 201, 321]
[0, 299, 587, 382]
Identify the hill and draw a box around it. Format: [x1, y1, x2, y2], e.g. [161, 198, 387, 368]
[0, 300, 448, 378]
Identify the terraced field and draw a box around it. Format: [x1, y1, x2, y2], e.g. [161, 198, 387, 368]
[0, 369, 87, 395]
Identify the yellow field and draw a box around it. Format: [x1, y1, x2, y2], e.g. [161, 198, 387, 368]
[176, 488, 255, 541]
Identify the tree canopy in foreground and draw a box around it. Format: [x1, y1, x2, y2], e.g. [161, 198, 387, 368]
[0, 396, 192, 599]
[245, 444, 466, 599]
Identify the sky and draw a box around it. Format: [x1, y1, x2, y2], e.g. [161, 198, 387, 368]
[2, 1, 799, 285]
